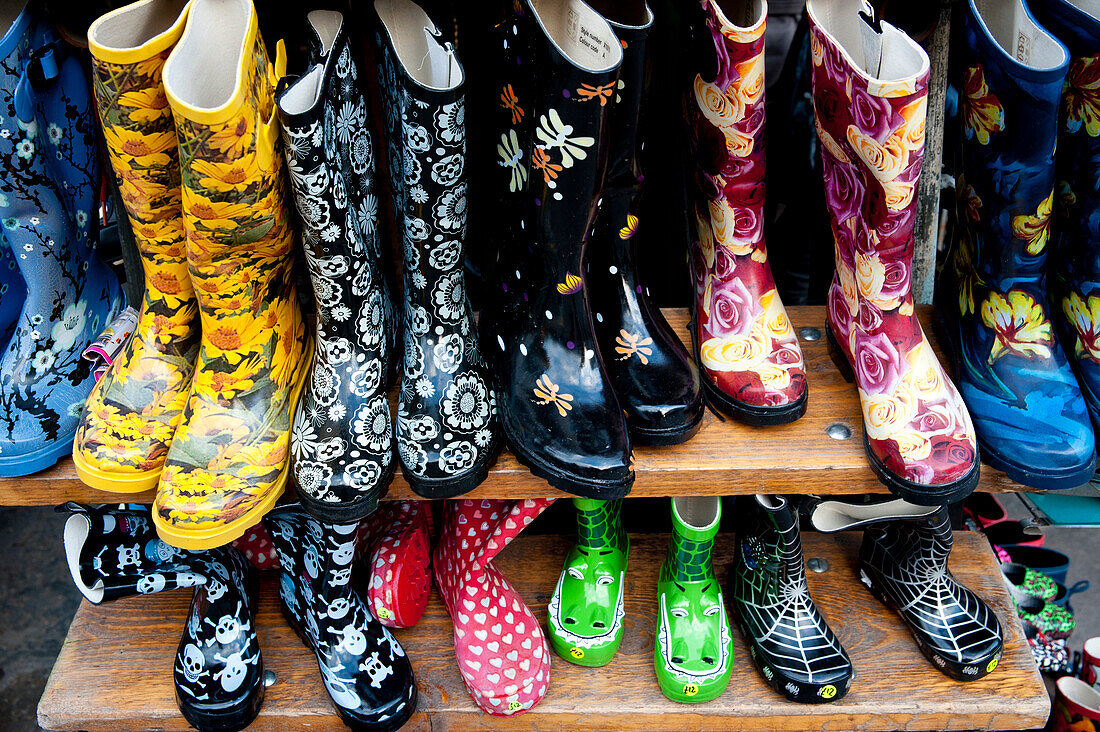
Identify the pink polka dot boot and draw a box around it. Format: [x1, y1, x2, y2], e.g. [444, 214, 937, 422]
[434, 498, 554, 716]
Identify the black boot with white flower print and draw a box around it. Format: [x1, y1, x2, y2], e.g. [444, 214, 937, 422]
[277, 10, 395, 521]
[265, 504, 416, 732]
[374, 0, 501, 498]
[479, 0, 634, 499]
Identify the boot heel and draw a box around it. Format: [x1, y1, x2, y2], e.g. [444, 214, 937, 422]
[825, 324, 856, 384]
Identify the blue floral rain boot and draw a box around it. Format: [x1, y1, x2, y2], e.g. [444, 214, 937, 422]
[1033, 0, 1100, 441]
[941, 0, 1095, 489]
[0, 5, 123, 476]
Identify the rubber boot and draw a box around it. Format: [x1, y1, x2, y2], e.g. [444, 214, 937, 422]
[654, 496, 733, 703]
[1033, 0, 1100, 445]
[809, 499, 1004, 681]
[807, 0, 979, 505]
[265, 504, 416, 731]
[358, 500, 433, 629]
[584, 3, 704, 445]
[548, 498, 628, 667]
[374, 0, 502, 498]
[684, 0, 808, 425]
[61, 503, 264, 732]
[434, 497, 554, 716]
[0, 5, 124, 476]
[1052, 677, 1100, 732]
[155, 0, 310, 549]
[941, 0, 1095, 491]
[478, 0, 635, 500]
[75, 0, 201, 493]
[276, 9, 394, 521]
[730, 495, 852, 703]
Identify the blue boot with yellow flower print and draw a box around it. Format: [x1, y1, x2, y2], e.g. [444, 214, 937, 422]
[1033, 0, 1100, 440]
[941, 0, 1096, 490]
[0, 5, 123, 476]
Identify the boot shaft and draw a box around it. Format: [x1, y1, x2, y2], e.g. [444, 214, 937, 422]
[736, 495, 806, 591]
[662, 496, 719, 583]
[573, 497, 626, 552]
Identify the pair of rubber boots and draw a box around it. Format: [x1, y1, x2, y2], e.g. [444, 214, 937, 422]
[73, 0, 310, 550]
[0, 4, 124, 477]
[275, 2, 501, 514]
[475, 0, 705, 501]
[548, 494, 1003, 703]
[939, 0, 1100, 491]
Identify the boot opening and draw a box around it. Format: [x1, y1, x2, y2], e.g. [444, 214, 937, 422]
[278, 65, 324, 115]
[375, 0, 463, 91]
[529, 0, 623, 73]
[1063, 0, 1100, 20]
[307, 9, 342, 55]
[89, 0, 189, 51]
[972, 0, 1066, 70]
[163, 0, 252, 113]
[809, 498, 935, 532]
[1058, 677, 1100, 711]
[711, 0, 764, 33]
[805, 0, 927, 84]
[63, 513, 104, 604]
[755, 495, 785, 511]
[587, 0, 651, 29]
[673, 496, 720, 531]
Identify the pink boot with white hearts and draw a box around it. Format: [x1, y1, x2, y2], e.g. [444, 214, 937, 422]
[434, 498, 554, 716]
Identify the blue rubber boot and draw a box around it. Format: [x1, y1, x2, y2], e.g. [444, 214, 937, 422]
[1033, 0, 1100, 445]
[0, 6, 123, 476]
[940, 0, 1096, 490]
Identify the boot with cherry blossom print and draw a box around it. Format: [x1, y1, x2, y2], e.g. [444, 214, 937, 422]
[434, 498, 555, 716]
[685, 0, 808, 426]
[374, 0, 501, 499]
[357, 500, 434, 629]
[265, 504, 416, 731]
[277, 10, 397, 522]
[807, 0, 980, 505]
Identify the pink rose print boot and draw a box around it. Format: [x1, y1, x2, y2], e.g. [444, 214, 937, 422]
[807, 0, 980, 505]
[685, 0, 808, 425]
[358, 500, 433, 629]
[433, 498, 554, 716]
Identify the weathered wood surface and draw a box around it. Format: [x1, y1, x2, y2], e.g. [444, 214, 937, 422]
[39, 531, 1048, 731]
[2, 306, 1024, 507]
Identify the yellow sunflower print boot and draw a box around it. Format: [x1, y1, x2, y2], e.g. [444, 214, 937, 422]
[74, 0, 199, 493]
[156, 0, 309, 549]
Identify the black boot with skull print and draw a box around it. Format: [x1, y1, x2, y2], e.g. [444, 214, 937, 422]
[374, 0, 501, 498]
[61, 503, 264, 731]
[278, 9, 397, 522]
[265, 504, 416, 731]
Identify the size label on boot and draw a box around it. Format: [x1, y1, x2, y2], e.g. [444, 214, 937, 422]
[565, 6, 613, 64]
[1015, 30, 1032, 64]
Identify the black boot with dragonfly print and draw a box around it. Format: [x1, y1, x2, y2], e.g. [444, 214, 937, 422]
[278, 10, 395, 521]
[374, 0, 501, 498]
[479, 0, 633, 499]
[585, 3, 704, 446]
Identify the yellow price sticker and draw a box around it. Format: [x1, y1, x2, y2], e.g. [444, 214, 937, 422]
[377, 607, 391, 620]
[820, 685, 837, 699]
[569, 647, 585, 659]
[508, 701, 523, 712]
[986, 657, 999, 674]
[682, 684, 699, 697]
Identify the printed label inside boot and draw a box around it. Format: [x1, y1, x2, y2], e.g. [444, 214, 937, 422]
[565, 7, 612, 64]
[1015, 29, 1032, 64]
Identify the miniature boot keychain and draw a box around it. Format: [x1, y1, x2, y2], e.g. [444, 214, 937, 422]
[548, 498, 628, 667]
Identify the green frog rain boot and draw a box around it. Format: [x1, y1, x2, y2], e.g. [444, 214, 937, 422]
[548, 498, 629, 667]
[654, 496, 732, 703]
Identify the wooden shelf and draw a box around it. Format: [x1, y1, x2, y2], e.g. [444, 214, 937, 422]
[2, 306, 1025, 507]
[38, 530, 1048, 731]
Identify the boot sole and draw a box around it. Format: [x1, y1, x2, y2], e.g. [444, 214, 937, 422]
[176, 670, 264, 732]
[931, 311, 1096, 491]
[296, 456, 394, 523]
[859, 566, 1003, 681]
[71, 448, 162, 493]
[0, 430, 81, 477]
[505, 431, 633, 499]
[825, 323, 980, 504]
[402, 435, 503, 499]
[731, 607, 851, 704]
[629, 406, 706, 447]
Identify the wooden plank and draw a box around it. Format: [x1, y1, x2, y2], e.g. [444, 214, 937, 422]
[38, 531, 1048, 731]
[2, 306, 1024, 507]
[913, 8, 953, 305]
